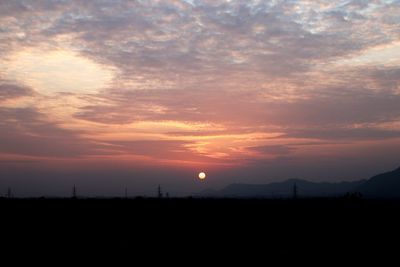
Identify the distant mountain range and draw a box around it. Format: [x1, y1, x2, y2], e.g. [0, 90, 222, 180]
[199, 166, 400, 198]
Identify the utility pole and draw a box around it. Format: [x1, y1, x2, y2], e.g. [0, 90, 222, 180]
[125, 187, 128, 199]
[72, 185, 77, 199]
[293, 182, 298, 200]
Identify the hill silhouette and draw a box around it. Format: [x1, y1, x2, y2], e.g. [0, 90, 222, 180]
[200, 166, 400, 198]
[200, 178, 365, 198]
[357, 166, 400, 198]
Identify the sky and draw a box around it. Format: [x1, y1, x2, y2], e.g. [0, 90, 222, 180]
[1, 0, 400, 197]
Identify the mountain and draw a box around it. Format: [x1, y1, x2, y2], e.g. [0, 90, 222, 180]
[199, 166, 400, 198]
[200, 178, 366, 198]
[356, 167, 400, 198]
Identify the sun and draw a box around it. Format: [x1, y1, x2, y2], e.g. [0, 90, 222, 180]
[198, 172, 206, 180]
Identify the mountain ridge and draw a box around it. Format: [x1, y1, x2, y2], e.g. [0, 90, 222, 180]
[356, 166, 400, 198]
[199, 166, 400, 198]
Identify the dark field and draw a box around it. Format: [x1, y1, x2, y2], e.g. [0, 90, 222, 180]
[1, 197, 399, 263]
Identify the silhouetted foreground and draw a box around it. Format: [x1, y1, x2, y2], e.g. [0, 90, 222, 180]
[1, 197, 399, 263]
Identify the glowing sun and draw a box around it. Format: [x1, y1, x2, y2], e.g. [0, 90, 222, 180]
[198, 172, 206, 180]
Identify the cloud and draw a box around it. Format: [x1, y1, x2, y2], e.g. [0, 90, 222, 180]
[0, 83, 33, 100]
[1, 0, 396, 77]
[105, 139, 223, 163]
[74, 79, 400, 138]
[247, 145, 295, 156]
[0, 107, 99, 157]
[283, 127, 400, 141]
[1, 0, 399, 88]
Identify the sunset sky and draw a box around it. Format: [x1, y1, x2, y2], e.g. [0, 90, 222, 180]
[1, 0, 400, 197]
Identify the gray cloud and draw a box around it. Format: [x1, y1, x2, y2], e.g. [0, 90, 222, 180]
[0, 83, 33, 100]
[2, 0, 398, 77]
[106, 139, 224, 163]
[283, 128, 400, 141]
[75, 79, 400, 142]
[247, 145, 295, 156]
[0, 107, 98, 157]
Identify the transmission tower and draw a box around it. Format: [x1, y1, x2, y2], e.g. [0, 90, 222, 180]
[293, 182, 298, 200]
[158, 185, 163, 198]
[6, 187, 12, 198]
[72, 185, 77, 199]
